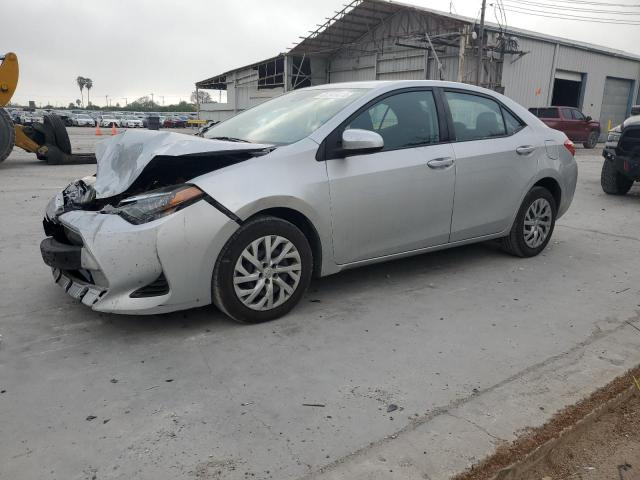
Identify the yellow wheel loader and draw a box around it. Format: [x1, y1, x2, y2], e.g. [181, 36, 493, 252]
[0, 52, 95, 164]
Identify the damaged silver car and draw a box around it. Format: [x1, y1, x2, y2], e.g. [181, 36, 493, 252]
[41, 81, 578, 323]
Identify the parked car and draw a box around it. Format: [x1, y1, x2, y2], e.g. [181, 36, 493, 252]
[601, 112, 640, 195]
[100, 116, 120, 128]
[120, 116, 144, 128]
[41, 80, 577, 323]
[72, 114, 96, 127]
[163, 116, 187, 128]
[529, 106, 600, 148]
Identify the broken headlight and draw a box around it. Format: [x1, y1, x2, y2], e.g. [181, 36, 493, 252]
[113, 184, 204, 225]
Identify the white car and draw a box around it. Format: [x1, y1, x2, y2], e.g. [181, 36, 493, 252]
[100, 116, 120, 128]
[120, 116, 143, 128]
[73, 114, 96, 127]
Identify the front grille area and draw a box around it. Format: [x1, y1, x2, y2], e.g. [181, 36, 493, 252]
[130, 273, 170, 298]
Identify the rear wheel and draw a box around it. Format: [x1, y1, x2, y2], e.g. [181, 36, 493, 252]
[0, 108, 16, 162]
[502, 186, 557, 258]
[212, 216, 313, 323]
[601, 159, 633, 195]
[583, 131, 598, 149]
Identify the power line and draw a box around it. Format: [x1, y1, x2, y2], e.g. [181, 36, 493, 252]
[505, 0, 640, 14]
[502, 5, 640, 21]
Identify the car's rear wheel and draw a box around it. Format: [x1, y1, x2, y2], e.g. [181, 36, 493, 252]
[502, 186, 557, 258]
[212, 216, 313, 323]
[583, 131, 598, 149]
[601, 159, 633, 195]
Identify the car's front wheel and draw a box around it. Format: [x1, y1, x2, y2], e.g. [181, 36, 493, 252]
[502, 186, 557, 257]
[601, 159, 633, 195]
[212, 216, 313, 323]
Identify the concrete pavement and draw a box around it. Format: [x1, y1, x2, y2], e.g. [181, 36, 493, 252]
[1, 130, 639, 479]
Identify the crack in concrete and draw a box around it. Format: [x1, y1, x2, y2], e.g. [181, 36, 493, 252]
[445, 413, 507, 443]
[557, 224, 640, 243]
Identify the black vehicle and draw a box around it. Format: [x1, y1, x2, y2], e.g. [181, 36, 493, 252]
[601, 114, 640, 195]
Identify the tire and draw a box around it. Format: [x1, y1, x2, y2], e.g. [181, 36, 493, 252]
[212, 216, 313, 323]
[0, 108, 16, 162]
[502, 186, 557, 258]
[583, 131, 598, 149]
[44, 114, 72, 155]
[601, 159, 633, 195]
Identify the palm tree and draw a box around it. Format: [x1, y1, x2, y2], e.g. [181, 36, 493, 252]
[76, 99, 81, 107]
[76, 76, 86, 107]
[85, 78, 93, 107]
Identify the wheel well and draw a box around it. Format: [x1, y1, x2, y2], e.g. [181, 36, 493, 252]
[250, 207, 323, 277]
[534, 177, 561, 208]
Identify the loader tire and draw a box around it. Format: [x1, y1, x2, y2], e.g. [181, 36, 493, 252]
[44, 114, 72, 155]
[0, 108, 15, 163]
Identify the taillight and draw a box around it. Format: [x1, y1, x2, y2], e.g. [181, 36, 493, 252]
[563, 139, 576, 157]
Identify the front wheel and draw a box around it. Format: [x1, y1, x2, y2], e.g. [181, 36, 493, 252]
[212, 216, 313, 323]
[601, 159, 633, 195]
[502, 186, 557, 258]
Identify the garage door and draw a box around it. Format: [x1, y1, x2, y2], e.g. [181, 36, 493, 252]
[599, 77, 633, 139]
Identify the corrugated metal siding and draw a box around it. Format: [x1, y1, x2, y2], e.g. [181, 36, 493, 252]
[503, 37, 640, 122]
[501, 37, 556, 108]
[376, 50, 426, 80]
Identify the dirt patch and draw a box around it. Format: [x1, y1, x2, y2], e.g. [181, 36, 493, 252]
[455, 366, 640, 480]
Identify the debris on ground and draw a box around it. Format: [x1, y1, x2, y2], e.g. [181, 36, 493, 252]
[302, 403, 326, 407]
[85, 415, 97, 421]
[386, 404, 398, 413]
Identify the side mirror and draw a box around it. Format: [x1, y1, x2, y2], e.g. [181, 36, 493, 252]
[585, 116, 592, 122]
[341, 129, 384, 154]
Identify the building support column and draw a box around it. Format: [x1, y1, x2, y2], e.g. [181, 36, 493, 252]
[283, 55, 289, 92]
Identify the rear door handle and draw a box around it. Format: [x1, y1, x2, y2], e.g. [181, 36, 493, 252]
[427, 157, 454, 169]
[516, 145, 536, 155]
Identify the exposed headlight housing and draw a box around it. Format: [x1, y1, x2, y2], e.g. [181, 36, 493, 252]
[112, 184, 204, 224]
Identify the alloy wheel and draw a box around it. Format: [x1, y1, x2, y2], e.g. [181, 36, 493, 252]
[523, 198, 552, 248]
[233, 235, 302, 311]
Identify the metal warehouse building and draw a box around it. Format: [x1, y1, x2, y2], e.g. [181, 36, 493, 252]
[196, 0, 640, 137]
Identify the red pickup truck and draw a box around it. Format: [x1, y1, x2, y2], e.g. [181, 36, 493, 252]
[529, 106, 601, 149]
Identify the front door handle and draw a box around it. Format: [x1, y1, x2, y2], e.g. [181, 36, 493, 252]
[516, 145, 536, 155]
[427, 157, 454, 169]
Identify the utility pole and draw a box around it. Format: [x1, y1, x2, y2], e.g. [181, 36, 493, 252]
[122, 97, 128, 106]
[105, 95, 109, 108]
[476, 0, 486, 87]
[159, 95, 165, 105]
[150, 93, 154, 105]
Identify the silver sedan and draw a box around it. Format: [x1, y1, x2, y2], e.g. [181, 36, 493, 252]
[41, 81, 578, 322]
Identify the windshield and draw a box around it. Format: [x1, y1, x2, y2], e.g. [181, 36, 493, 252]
[204, 87, 370, 145]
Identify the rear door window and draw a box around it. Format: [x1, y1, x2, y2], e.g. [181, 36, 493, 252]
[445, 91, 506, 141]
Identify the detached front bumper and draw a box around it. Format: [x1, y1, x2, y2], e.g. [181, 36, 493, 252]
[41, 199, 239, 315]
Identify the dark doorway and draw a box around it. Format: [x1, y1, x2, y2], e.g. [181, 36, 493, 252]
[552, 78, 582, 107]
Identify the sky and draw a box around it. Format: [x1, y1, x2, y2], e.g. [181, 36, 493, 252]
[3, 0, 639, 107]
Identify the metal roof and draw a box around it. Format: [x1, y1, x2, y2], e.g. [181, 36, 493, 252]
[197, 0, 640, 87]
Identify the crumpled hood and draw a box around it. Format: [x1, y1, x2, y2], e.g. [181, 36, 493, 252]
[94, 130, 271, 198]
